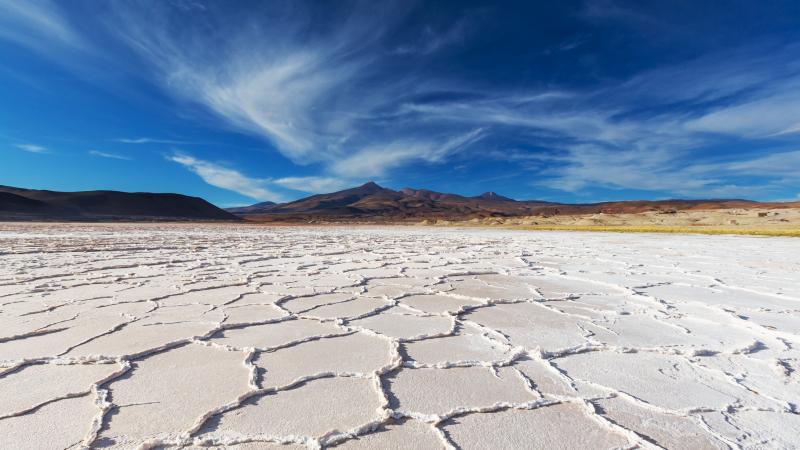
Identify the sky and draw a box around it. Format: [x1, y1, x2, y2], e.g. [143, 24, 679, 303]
[2, 0, 800, 206]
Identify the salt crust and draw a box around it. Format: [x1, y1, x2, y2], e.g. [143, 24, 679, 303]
[1, 223, 798, 449]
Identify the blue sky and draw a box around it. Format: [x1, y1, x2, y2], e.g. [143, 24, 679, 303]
[2, 0, 800, 206]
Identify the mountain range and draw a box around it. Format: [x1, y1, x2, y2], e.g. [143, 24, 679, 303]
[226, 182, 791, 222]
[0, 185, 238, 221]
[2, 182, 795, 223]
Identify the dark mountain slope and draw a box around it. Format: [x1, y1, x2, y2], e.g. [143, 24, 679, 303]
[0, 191, 49, 213]
[267, 182, 408, 215]
[0, 185, 239, 221]
[473, 192, 516, 202]
[225, 201, 277, 214]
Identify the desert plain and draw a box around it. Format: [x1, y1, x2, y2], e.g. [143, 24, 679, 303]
[0, 222, 799, 449]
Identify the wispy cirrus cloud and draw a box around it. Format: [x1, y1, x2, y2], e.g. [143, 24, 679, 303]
[272, 176, 352, 194]
[104, 3, 383, 163]
[89, 149, 131, 160]
[686, 85, 800, 137]
[116, 137, 187, 144]
[15, 143, 50, 154]
[168, 152, 357, 199]
[98, 1, 485, 180]
[0, 0, 85, 53]
[167, 153, 285, 202]
[331, 129, 485, 178]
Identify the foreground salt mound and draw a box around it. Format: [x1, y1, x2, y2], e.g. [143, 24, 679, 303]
[443, 403, 631, 449]
[179, 444, 303, 450]
[0, 362, 119, 418]
[212, 319, 344, 350]
[222, 302, 287, 325]
[97, 343, 251, 447]
[0, 302, 151, 360]
[0, 395, 97, 450]
[398, 294, 484, 314]
[200, 377, 384, 443]
[301, 297, 390, 320]
[65, 317, 216, 358]
[595, 396, 727, 450]
[348, 308, 454, 340]
[387, 366, 536, 418]
[1, 223, 798, 449]
[704, 409, 800, 449]
[282, 293, 356, 314]
[554, 351, 742, 411]
[464, 302, 588, 352]
[402, 324, 511, 366]
[255, 332, 394, 388]
[330, 419, 442, 448]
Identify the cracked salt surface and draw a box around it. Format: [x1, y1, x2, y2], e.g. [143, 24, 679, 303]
[0, 223, 798, 449]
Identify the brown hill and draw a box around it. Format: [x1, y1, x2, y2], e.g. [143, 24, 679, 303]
[268, 182, 406, 215]
[236, 182, 799, 222]
[249, 182, 538, 220]
[0, 185, 239, 221]
[225, 201, 277, 214]
[473, 191, 516, 202]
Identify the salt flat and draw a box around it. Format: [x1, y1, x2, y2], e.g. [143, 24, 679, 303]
[0, 223, 799, 450]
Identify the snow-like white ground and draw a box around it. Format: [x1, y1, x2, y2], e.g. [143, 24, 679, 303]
[1, 223, 799, 450]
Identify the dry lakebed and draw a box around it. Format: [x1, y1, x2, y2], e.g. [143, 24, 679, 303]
[0, 223, 798, 449]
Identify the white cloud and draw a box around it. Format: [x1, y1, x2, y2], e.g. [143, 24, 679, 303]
[15, 143, 49, 154]
[332, 129, 485, 178]
[168, 153, 358, 199]
[686, 86, 800, 138]
[116, 137, 186, 144]
[331, 143, 431, 179]
[102, 2, 392, 165]
[89, 149, 131, 160]
[539, 147, 800, 199]
[540, 146, 719, 195]
[167, 153, 285, 202]
[0, 0, 85, 53]
[711, 150, 800, 178]
[272, 176, 352, 194]
[775, 123, 800, 136]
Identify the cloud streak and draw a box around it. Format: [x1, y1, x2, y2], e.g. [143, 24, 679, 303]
[89, 150, 131, 160]
[15, 143, 49, 154]
[0, 0, 85, 53]
[167, 153, 285, 202]
[272, 176, 352, 194]
[116, 137, 187, 145]
[331, 129, 485, 178]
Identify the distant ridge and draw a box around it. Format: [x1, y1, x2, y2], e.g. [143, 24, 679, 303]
[0, 185, 239, 221]
[473, 191, 516, 202]
[225, 201, 277, 214]
[230, 182, 790, 222]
